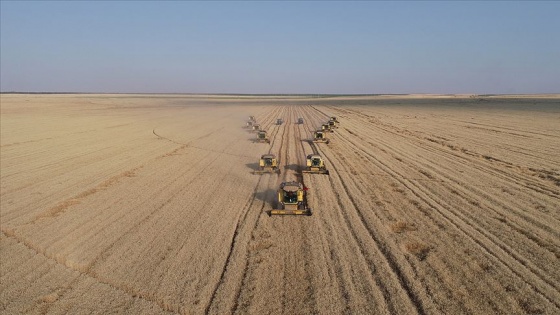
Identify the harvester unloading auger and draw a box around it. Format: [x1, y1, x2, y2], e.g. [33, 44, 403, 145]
[268, 181, 312, 216]
[302, 154, 329, 175]
[253, 154, 280, 174]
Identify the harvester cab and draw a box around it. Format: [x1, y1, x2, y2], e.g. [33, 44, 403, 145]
[313, 130, 330, 143]
[302, 154, 329, 175]
[297, 118, 304, 124]
[256, 130, 270, 143]
[269, 181, 311, 216]
[254, 154, 280, 174]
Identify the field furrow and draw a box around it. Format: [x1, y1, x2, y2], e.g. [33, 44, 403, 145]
[1, 94, 558, 314]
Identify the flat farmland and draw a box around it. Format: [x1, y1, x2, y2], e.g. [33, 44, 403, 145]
[1, 94, 559, 314]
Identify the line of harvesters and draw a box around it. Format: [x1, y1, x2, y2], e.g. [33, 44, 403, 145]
[244, 115, 340, 216]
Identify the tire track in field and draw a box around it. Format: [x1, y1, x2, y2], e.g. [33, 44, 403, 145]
[3, 146, 218, 313]
[204, 167, 267, 314]
[301, 105, 427, 314]
[337, 106, 559, 197]
[296, 106, 352, 314]
[2, 123, 238, 314]
[334, 108, 560, 271]
[335, 109, 560, 245]
[0, 231, 175, 314]
[206, 107, 288, 314]
[228, 107, 290, 313]
[326, 108, 560, 310]
[230, 106, 323, 315]
[371, 123, 560, 261]
[286, 106, 319, 313]
[295, 106, 355, 313]
[296, 108, 410, 314]
[318, 131, 472, 313]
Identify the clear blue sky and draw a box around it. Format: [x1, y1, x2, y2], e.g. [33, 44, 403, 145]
[1, 1, 558, 94]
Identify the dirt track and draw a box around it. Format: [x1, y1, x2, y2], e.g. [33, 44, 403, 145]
[1, 94, 559, 314]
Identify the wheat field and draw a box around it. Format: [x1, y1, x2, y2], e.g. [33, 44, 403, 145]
[1, 94, 559, 314]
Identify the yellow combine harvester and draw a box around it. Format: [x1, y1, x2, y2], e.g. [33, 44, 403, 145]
[328, 119, 338, 129]
[255, 130, 270, 143]
[249, 115, 256, 122]
[246, 121, 254, 128]
[253, 154, 280, 174]
[322, 123, 333, 133]
[302, 154, 329, 175]
[269, 181, 312, 216]
[251, 124, 261, 132]
[313, 130, 330, 144]
[330, 116, 339, 123]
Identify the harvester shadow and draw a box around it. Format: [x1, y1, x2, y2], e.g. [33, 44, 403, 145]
[284, 164, 301, 172]
[254, 188, 277, 208]
[246, 162, 259, 171]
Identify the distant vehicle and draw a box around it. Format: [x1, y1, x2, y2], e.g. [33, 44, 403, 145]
[313, 130, 329, 143]
[255, 130, 270, 143]
[302, 154, 329, 175]
[253, 154, 280, 174]
[297, 118, 304, 124]
[276, 118, 283, 125]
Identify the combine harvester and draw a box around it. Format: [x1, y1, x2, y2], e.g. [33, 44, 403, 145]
[276, 118, 284, 125]
[251, 124, 261, 132]
[328, 119, 338, 129]
[253, 154, 280, 174]
[302, 154, 329, 175]
[322, 123, 334, 133]
[245, 116, 257, 128]
[313, 130, 330, 144]
[297, 117, 304, 124]
[255, 130, 270, 143]
[269, 181, 312, 216]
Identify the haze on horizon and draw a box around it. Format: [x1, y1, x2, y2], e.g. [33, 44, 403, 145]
[1, 1, 558, 95]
